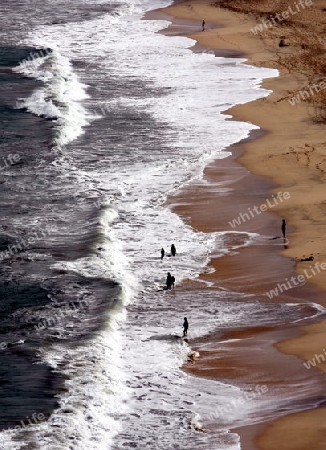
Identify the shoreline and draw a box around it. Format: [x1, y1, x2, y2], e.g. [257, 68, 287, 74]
[148, 1, 326, 449]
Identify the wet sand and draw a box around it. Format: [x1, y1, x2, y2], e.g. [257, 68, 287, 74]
[148, 1, 326, 449]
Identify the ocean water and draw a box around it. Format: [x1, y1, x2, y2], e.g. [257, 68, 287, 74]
[0, 0, 325, 449]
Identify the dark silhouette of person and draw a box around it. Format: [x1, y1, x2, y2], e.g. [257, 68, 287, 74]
[171, 244, 176, 257]
[202, 20, 205, 31]
[161, 248, 165, 260]
[301, 255, 314, 261]
[281, 219, 286, 238]
[166, 272, 172, 289]
[279, 39, 288, 48]
[171, 276, 175, 288]
[183, 317, 189, 337]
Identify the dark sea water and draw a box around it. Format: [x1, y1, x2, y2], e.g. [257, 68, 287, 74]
[0, 0, 325, 449]
[0, 2, 122, 443]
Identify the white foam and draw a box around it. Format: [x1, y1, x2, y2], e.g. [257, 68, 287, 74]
[14, 49, 91, 146]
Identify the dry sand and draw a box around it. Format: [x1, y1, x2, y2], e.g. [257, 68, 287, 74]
[163, 0, 326, 291]
[150, 0, 326, 449]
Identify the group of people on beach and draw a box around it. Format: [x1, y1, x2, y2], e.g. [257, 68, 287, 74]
[161, 244, 176, 260]
[160, 244, 188, 335]
[159, 222, 286, 340]
[161, 244, 176, 290]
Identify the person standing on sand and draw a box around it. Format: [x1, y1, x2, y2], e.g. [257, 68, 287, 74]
[171, 244, 176, 257]
[161, 248, 165, 260]
[282, 219, 286, 238]
[171, 276, 175, 288]
[202, 20, 205, 31]
[183, 317, 189, 337]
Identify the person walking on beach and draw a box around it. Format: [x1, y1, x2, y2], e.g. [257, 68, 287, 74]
[183, 317, 189, 337]
[161, 248, 165, 260]
[202, 20, 205, 31]
[171, 244, 176, 257]
[166, 272, 172, 289]
[171, 275, 175, 289]
[281, 219, 286, 238]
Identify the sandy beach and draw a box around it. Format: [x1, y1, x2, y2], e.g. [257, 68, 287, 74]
[151, 0, 326, 448]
